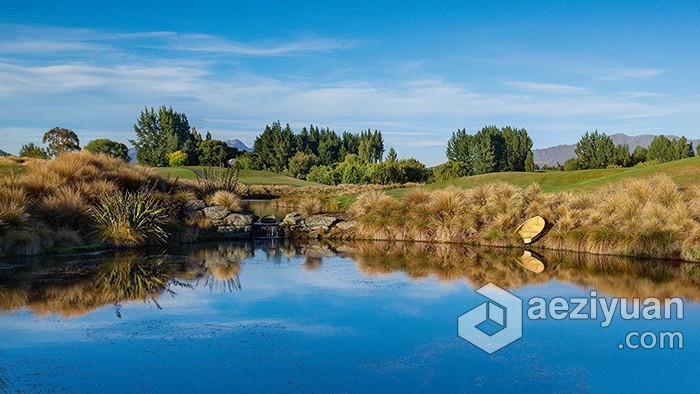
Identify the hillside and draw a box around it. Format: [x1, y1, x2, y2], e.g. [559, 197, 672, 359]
[158, 167, 319, 186]
[533, 133, 700, 166]
[388, 156, 700, 198]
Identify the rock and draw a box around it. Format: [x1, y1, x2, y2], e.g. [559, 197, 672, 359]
[283, 212, 303, 226]
[203, 206, 230, 221]
[260, 214, 277, 224]
[225, 213, 256, 228]
[304, 215, 338, 231]
[515, 216, 546, 244]
[335, 220, 358, 230]
[183, 199, 206, 212]
[467, 227, 478, 236]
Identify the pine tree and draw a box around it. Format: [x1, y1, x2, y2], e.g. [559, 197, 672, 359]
[386, 147, 398, 163]
[525, 151, 535, 172]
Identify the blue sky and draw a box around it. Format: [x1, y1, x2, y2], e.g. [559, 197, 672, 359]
[1, 1, 699, 165]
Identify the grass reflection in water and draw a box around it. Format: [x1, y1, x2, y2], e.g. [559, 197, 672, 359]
[1, 240, 700, 318]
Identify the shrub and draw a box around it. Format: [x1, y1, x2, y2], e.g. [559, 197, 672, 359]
[91, 189, 168, 247]
[167, 150, 188, 167]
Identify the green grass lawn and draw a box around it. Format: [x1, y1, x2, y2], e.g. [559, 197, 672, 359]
[158, 166, 320, 186]
[387, 156, 700, 198]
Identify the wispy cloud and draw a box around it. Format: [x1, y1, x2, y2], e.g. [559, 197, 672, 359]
[504, 81, 591, 95]
[596, 67, 664, 81]
[0, 24, 697, 166]
[0, 25, 356, 58]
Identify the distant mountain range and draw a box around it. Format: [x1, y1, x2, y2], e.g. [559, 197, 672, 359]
[533, 133, 700, 166]
[0, 148, 8, 156]
[225, 139, 251, 152]
[126, 139, 251, 163]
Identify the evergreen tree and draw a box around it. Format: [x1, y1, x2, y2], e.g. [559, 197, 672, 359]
[613, 144, 631, 167]
[525, 151, 536, 172]
[317, 128, 342, 166]
[674, 136, 694, 159]
[386, 147, 398, 163]
[574, 131, 615, 169]
[632, 146, 648, 165]
[647, 135, 674, 162]
[130, 106, 195, 166]
[341, 131, 360, 158]
[252, 121, 293, 172]
[446, 129, 473, 164]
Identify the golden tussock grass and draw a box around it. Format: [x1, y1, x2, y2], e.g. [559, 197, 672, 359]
[206, 190, 243, 212]
[0, 151, 204, 256]
[349, 175, 700, 261]
[298, 196, 325, 216]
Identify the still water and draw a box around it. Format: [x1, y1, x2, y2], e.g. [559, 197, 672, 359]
[1, 241, 699, 393]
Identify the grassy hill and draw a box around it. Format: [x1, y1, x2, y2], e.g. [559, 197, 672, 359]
[158, 166, 320, 186]
[388, 156, 700, 198]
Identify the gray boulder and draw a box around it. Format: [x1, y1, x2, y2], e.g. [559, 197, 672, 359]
[225, 213, 256, 228]
[203, 206, 230, 221]
[304, 215, 338, 231]
[335, 220, 358, 230]
[283, 212, 303, 226]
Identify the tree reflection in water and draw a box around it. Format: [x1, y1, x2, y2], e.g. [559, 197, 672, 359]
[1, 240, 700, 317]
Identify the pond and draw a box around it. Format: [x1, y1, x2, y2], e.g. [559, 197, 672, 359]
[0, 240, 699, 392]
[243, 199, 295, 220]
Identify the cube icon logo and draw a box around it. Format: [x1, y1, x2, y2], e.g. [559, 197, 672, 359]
[458, 283, 523, 354]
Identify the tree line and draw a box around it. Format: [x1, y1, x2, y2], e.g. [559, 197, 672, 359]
[236, 121, 426, 184]
[18, 106, 698, 183]
[435, 125, 534, 181]
[131, 106, 239, 167]
[564, 131, 696, 170]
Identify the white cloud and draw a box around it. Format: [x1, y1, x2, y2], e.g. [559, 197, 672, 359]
[0, 25, 356, 58]
[0, 24, 697, 165]
[504, 81, 591, 95]
[596, 67, 664, 81]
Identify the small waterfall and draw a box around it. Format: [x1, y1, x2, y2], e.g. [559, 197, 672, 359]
[252, 222, 280, 238]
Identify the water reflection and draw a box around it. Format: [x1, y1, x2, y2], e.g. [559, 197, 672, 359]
[1, 240, 699, 317]
[0, 366, 8, 394]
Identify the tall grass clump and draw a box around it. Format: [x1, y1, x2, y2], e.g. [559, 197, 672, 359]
[348, 175, 700, 261]
[206, 190, 243, 212]
[91, 189, 169, 247]
[298, 196, 325, 216]
[0, 151, 204, 255]
[197, 167, 239, 194]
